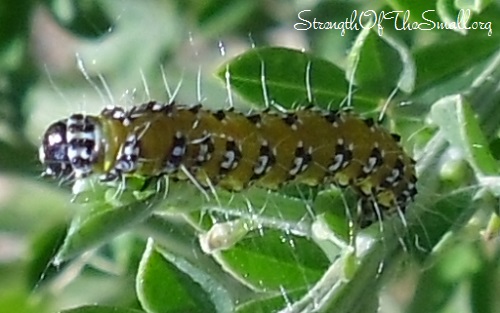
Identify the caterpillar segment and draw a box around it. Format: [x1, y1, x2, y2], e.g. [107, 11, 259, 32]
[39, 101, 417, 227]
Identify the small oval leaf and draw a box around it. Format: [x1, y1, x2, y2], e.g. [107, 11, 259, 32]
[136, 239, 218, 313]
[214, 229, 330, 291]
[431, 94, 498, 176]
[217, 47, 378, 112]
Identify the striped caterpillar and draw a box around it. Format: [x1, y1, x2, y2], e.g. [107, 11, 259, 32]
[39, 101, 417, 227]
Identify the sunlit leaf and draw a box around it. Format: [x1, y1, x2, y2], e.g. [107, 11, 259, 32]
[137, 239, 219, 313]
[217, 47, 379, 112]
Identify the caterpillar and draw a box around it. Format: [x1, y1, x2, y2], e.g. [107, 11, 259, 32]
[39, 101, 417, 227]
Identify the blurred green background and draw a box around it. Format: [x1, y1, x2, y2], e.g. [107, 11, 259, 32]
[1, 0, 500, 313]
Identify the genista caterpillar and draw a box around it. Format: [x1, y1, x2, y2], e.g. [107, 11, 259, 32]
[39, 101, 417, 227]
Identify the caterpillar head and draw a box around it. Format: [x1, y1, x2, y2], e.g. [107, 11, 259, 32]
[39, 114, 102, 179]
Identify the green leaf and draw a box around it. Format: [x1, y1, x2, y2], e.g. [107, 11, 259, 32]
[59, 305, 146, 313]
[430, 94, 498, 176]
[214, 229, 330, 291]
[216, 47, 378, 112]
[54, 180, 163, 263]
[154, 242, 236, 313]
[312, 188, 356, 242]
[26, 222, 67, 289]
[136, 239, 218, 313]
[138, 215, 253, 304]
[414, 34, 500, 89]
[165, 183, 315, 237]
[347, 28, 414, 95]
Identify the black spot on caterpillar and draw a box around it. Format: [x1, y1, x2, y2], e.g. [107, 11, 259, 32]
[39, 101, 417, 227]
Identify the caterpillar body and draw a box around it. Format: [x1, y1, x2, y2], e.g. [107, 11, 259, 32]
[39, 101, 417, 227]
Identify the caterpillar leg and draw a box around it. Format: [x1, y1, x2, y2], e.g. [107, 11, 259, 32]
[356, 198, 388, 229]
